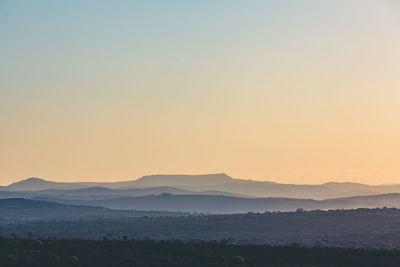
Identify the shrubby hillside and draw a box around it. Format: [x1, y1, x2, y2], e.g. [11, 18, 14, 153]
[2, 207, 400, 248]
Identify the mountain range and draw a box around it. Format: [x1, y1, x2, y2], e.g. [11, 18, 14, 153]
[27, 192, 400, 213]
[3, 173, 400, 200]
[3, 174, 400, 213]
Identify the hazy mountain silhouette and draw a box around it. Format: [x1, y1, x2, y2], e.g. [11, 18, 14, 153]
[0, 187, 193, 200]
[1, 174, 233, 191]
[116, 173, 233, 187]
[0, 186, 250, 201]
[2, 189, 400, 215]
[4, 178, 91, 191]
[3, 174, 400, 200]
[28, 193, 400, 214]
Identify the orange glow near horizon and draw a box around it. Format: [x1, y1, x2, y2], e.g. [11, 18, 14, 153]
[1, 1, 400, 186]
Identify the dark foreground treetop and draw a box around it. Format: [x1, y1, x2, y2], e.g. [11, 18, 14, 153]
[1, 238, 400, 267]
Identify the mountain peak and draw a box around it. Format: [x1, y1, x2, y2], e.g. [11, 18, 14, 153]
[24, 177, 47, 182]
[6, 177, 57, 191]
[8, 177, 48, 186]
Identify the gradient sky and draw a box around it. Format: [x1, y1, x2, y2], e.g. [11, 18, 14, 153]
[1, 0, 400, 185]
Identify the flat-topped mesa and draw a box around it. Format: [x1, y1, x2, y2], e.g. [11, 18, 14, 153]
[132, 173, 234, 187]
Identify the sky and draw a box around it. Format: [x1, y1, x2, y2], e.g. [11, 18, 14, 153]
[1, 0, 400, 185]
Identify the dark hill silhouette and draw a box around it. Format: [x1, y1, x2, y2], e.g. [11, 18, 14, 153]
[0, 198, 185, 223]
[28, 193, 400, 213]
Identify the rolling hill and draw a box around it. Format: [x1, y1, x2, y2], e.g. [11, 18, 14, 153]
[0, 198, 186, 223]
[28, 193, 400, 213]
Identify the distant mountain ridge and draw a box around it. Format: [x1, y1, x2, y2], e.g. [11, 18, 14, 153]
[5, 192, 400, 214]
[2, 173, 233, 191]
[0, 186, 250, 201]
[130, 173, 233, 187]
[3, 174, 400, 200]
[5, 177, 86, 191]
[3, 174, 400, 214]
